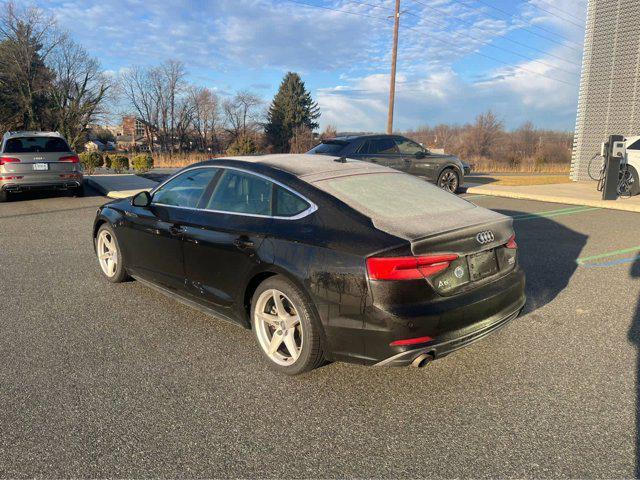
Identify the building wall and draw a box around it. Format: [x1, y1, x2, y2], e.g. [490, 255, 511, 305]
[571, 0, 640, 181]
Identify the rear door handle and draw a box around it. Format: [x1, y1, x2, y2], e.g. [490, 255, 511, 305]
[169, 225, 186, 236]
[234, 236, 255, 249]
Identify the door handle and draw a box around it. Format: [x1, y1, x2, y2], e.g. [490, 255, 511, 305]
[234, 236, 255, 249]
[169, 225, 186, 236]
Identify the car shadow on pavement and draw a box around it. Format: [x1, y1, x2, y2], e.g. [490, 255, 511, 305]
[628, 257, 640, 477]
[5, 185, 102, 202]
[496, 209, 588, 315]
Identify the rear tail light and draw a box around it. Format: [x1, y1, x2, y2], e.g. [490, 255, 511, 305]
[0, 175, 23, 180]
[0, 157, 20, 165]
[505, 234, 517, 249]
[366, 254, 459, 281]
[390, 335, 433, 347]
[59, 155, 79, 163]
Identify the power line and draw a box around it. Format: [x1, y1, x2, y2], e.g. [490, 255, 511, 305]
[450, 0, 583, 50]
[407, 0, 580, 67]
[522, 0, 586, 29]
[284, 0, 577, 87]
[533, 0, 586, 21]
[464, 0, 584, 46]
[344, 0, 579, 74]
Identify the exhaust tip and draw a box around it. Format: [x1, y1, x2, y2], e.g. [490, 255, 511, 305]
[411, 353, 434, 368]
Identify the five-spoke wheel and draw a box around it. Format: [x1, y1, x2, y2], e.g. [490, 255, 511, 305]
[437, 168, 459, 193]
[95, 224, 128, 283]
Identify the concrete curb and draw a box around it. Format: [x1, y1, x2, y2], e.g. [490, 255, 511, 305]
[85, 175, 158, 199]
[465, 185, 640, 213]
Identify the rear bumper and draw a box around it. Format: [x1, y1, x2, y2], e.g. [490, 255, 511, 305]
[1, 176, 83, 192]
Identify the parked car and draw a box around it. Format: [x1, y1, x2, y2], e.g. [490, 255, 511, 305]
[0, 131, 84, 202]
[93, 154, 525, 375]
[624, 135, 640, 195]
[307, 134, 471, 193]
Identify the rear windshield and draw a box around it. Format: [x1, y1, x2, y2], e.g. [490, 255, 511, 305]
[308, 142, 346, 155]
[4, 136, 70, 153]
[314, 172, 473, 219]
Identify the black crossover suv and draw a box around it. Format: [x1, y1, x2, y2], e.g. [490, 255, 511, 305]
[93, 154, 525, 375]
[308, 134, 471, 193]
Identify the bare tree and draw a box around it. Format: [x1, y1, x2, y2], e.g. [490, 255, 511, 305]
[48, 37, 110, 149]
[189, 86, 220, 151]
[320, 124, 337, 140]
[289, 126, 316, 153]
[120, 66, 159, 151]
[223, 90, 264, 142]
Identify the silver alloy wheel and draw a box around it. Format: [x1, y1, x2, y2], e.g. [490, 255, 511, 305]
[438, 170, 458, 193]
[254, 289, 303, 366]
[97, 229, 118, 277]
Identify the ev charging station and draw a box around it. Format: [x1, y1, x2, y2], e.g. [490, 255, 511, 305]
[600, 134, 628, 200]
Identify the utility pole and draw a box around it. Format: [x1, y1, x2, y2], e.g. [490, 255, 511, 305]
[387, 0, 400, 135]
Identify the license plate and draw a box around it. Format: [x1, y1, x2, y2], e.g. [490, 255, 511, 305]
[33, 163, 48, 171]
[468, 249, 499, 281]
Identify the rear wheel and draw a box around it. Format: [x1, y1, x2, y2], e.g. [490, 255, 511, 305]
[73, 184, 85, 197]
[437, 168, 459, 193]
[251, 276, 325, 375]
[95, 224, 129, 283]
[0, 190, 7, 203]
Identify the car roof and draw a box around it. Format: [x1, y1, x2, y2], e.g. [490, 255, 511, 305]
[196, 154, 395, 182]
[330, 134, 401, 142]
[3, 131, 64, 139]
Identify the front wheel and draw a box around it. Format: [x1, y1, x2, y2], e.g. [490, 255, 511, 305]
[437, 168, 459, 193]
[95, 224, 129, 283]
[251, 276, 325, 375]
[0, 190, 7, 203]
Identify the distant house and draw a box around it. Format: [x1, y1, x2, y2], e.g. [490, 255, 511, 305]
[116, 134, 146, 151]
[84, 139, 105, 152]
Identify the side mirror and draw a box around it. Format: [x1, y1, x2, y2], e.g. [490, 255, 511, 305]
[131, 190, 151, 207]
[415, 151, 426, 159]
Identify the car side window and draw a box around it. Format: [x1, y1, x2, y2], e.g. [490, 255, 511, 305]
[368, 138, 399, 155]
[274, 186, 310, 217]
[395, 138, 424, 155]
[628, 139, 640, 150]
[152, 168, 218, 208]
[207, 169, 273, 216]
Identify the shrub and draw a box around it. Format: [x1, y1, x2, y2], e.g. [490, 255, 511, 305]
[226, 135, 258, 155]
[131, 154, 154, 172]
[79, 151, 103, 175]
[111, 155, 129, 174]
[103, 154, 112, 170]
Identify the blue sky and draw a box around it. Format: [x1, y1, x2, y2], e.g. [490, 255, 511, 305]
[36, 0, 587, 131]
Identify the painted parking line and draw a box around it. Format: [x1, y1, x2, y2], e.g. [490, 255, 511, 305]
[512, 206, 600, 222]
[462, 194, 487, 200]
[577, 245, 640, 268]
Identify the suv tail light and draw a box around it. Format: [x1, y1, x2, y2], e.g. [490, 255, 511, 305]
[59, 155, 79, 163]
[0, 157, 20, 165]
[366, 254, 459, 281]
[505, 234, 517, 249]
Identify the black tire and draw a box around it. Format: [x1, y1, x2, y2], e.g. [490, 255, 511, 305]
[251, 275, 325, 375]
[74, 184, 85, 197]
[629, 166, 640, 196]
[0, 190, 7, 203]
[437, 168, 459, 193]
[95, 223, 129, 283]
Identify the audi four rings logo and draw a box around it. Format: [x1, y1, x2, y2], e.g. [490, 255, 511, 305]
[476, 231, 495, 244]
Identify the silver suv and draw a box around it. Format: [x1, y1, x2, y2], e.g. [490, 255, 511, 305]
[0, 131, 84, 202]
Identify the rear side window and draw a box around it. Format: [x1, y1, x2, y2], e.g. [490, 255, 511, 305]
[395, 138, 424, 155]
[207, 169, 272, 216]
[153, 168, 218, 208]
[315, 172, 473, 219]
[360, 138, 399, 155]
[308, 142, 345, 155]
[274, 186, 310, 217]
[4, 136, 70, 153]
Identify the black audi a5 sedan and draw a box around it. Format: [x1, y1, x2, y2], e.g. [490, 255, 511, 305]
[307, 134, 471, 193]
[93, 154, 525, 375]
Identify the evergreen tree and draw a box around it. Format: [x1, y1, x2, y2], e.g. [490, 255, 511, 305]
[265, 72, 320, 152]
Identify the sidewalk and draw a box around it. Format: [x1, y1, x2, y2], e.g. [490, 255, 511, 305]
[85, 174, 158, 199]
[465, 180, 640, 212]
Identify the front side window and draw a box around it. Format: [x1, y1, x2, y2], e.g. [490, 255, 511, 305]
[308, 142, 345, 155]
[274, 186, 310, 217]
[207, 169, 273, 216]
[153, 168, 218, 208]
[628, 139, 640, 150]
[4, 136, 70, 153]
[395, 138, 425, 155]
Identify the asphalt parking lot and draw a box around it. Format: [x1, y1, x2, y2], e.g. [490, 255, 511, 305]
[1, 187, 640, 477]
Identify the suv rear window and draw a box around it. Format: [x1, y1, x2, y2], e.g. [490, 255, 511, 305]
[314, 172, 472, 219]
[4, 136, 70, 153]
[308, 142, 345, 155]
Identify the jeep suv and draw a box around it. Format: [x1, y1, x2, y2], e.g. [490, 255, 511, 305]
[0, 131, 84, 202]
